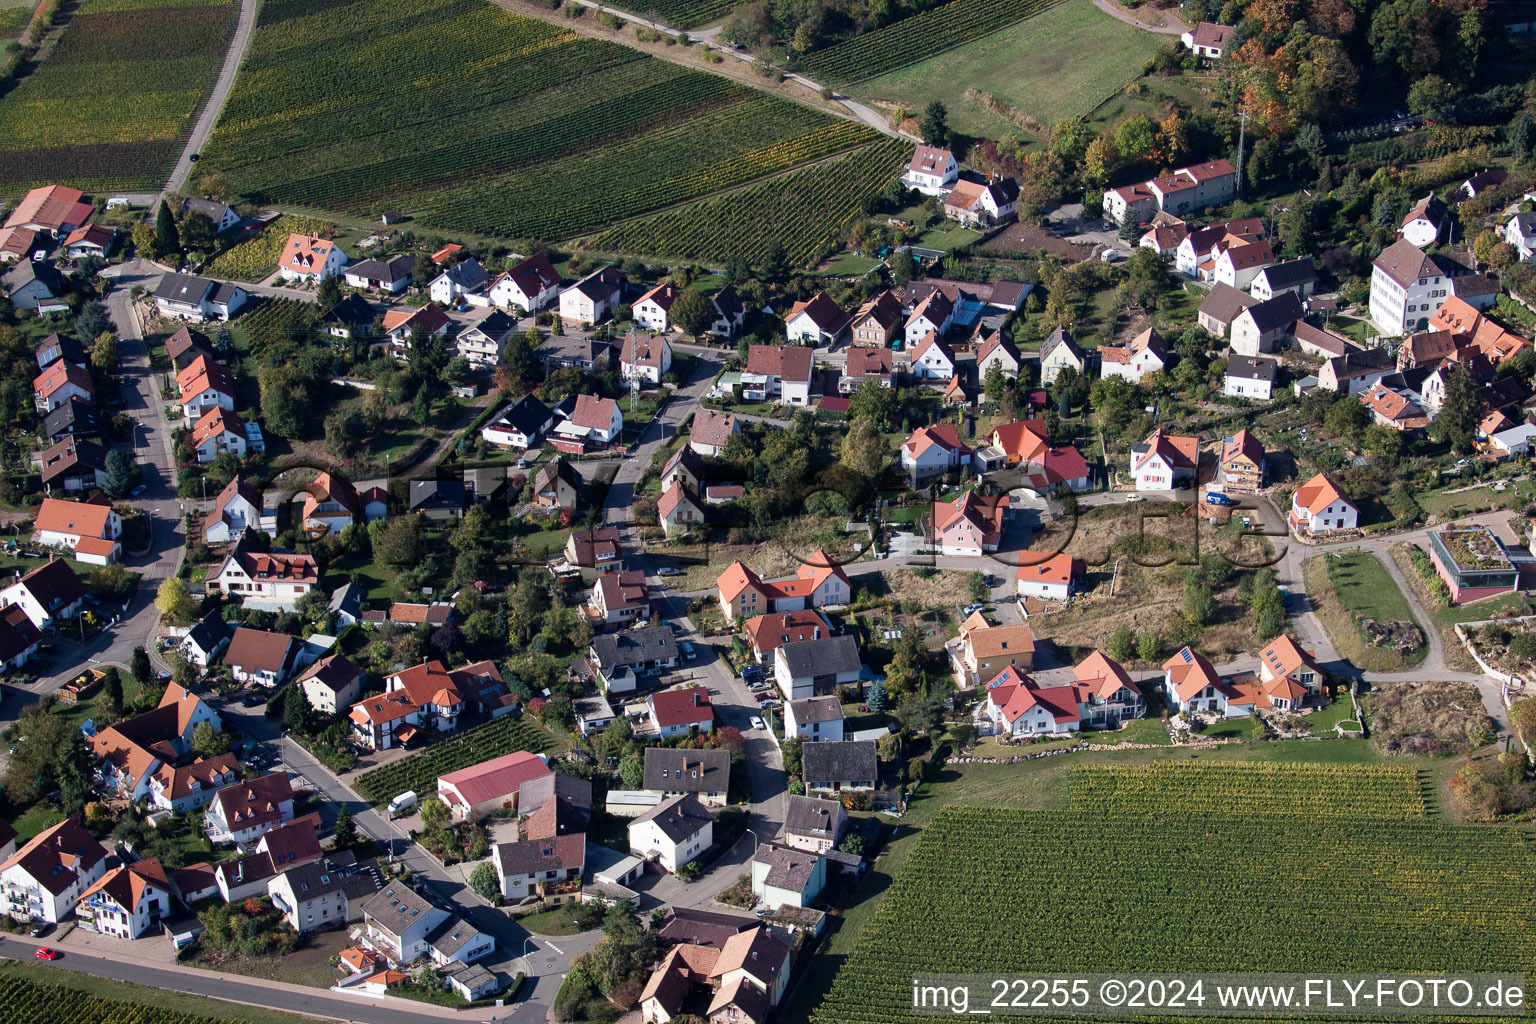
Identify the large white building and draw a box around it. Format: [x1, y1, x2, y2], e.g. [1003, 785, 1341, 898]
[0, 817, 108, 924]
[1368, 239, 1468, 337]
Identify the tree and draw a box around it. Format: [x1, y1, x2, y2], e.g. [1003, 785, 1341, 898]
[840, 414, 884, 480]
[1137, 631, 1160, 662]
[671, 288, 716, 338]
[156, 577, 194, 620]
[154, 200, 180, 257]
[469, 860, 500, 903]
[103, 450, 138, 498]
[966, 571, 988, 604]
[419, 794, 451, 834]
[283, 684, 314, 735]
[1106, 625, 1134, 662]
[865, 677, 888, 712]
[1474, 229, 1501, 264]
[75, 301, 110, 344]
[101, 666, 124, 719]
[1406, 74, 1458, 124]
[333, 802, 357, 849]
[1489, 242, 1518, 270]
[1431, 362, 1479, 454]
[1324, 399, 1369, 437]
[1182, 575, 1215, 627]
[919, 100, 948, 146]
[90, 331, 117, 375]
[192, 720, 231, 758]
[324, 409, 366, 459]
[1118, 207, 1139, 241]
[846, 378, 897, 428]
[131, 646, 151, 685]
[982, 361, 1009, 407]
[316, 274, 342, 310]
[761, 239, 790, 285]
[259, 366, 306, 439]
[55, 729, 93, 814]
[374, 514, 424, 568]
[619, 754, 644, 789]
[181, 210, 217, 251]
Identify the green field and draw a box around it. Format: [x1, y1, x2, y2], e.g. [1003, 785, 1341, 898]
[591, 139, 907, 265]
[0, 969, 328, 1024]
[609, 0, 737, 28]
[799, 0, 1068, 85]
[1068, 761, 1427, 818]
[853, 0, 1165, 136]
[199, 0, 883, 242]
[813, 762, 1536, 1024]
[0, 0, 237, 191]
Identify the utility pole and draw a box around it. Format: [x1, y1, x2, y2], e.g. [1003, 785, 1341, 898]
[1235, 110, 1250, 201]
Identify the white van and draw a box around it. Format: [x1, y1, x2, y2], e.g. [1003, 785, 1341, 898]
[388, 791, 418, 817]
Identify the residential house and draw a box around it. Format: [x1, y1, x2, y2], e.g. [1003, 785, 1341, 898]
[342, 254, 414, 294]
[980, 667, 1081, 737]
[841, 346, 896, 392]
[1361, 383, 1428, 431]
[715, 548, 851, 620]
[802, 740, 877, 795]
[634, 283, 679, 333]
[267, 859, 382, 934]
[709, 284, 746, 337]
[73, 859, 172, 939]
[1069, 650, 1145, 727]
[1288, 472, 1357, 534]
[0, 817, 107, 924]
[212, 820, 323, 902]
[1224, 355, 1278, 400]
[927, 490, 1009, 556]
[1218, 430, 1265, 492]
[660, 446, 704, 495]
[903, 291, 953, 349]
[1398, 193, 1450, 248]
[975, 329, 1023, 380]
[428, 259, 489, 305]
[943, 176, 1020, 227]
[36, 436, 107, 494]
[407, 477, 467, 523]
[644, 747, 730, 807]
[1248, 259, 1318, 302]
[481, 394, 554, 449]
[5, 185, 94, 236]
[552, 394, 623, 453]
[559, 266, 624, 325]
[381, 305, 450, 353]
[204, 477, 269, 544]
[780, 795, 847, 853]
[1129, 429, 1199, 490]
[40, 396, 100, 443]
[225, 627, 298, 687]
[1368, 239, 1468, 337]
[1140, 214, 1189, 256]
[204, 772, 296, 845]
[1099, 327, 1168, 383]
[153, 273, 247, 322]
[360, 886, 450, 964]
[1013, 550, 1081, 602]
[786, 292, 849, 345]
[1039, 325, 1086, 384]
[0, 556, 87, 629]
[1211, 235, 1275, 290]
[190, 407, 258, 464]
[1103, 159, 1238, 222]
[489, 251, 561, 312]
[899, 423, 972, 484]
[1462, 169, 1508, 198]
[491, 833, 585, 905]
[179, 609, 232, 669]
[206, 533, 319, 609]
[1230, 292, 1304, 356]
[1256, 634, 1323, 702]
[641, 943, 721, 1023]
[0, 225, 35, 263]
[148, 754, 239, 815]
[534, 457, 580, 510]
[33, 359, 94, 413]
[0, 605, 40, 670]
[564, 526, 622, 573]
[630, 795, 713, 874]
[709, 927, 792, 1007]
[1318, 346, 1395, 394]
[299, 471, 360, 535]
[176, 355, 236, 422]
[455, 310, 516, 367]
[1197, 282, 1257, 338]
[950, 612, 1034, 685]
[1181, 20, 1233, 57]
[587, 626, 680, 694]
[180, 198, 240, 234]
[297, 653, 364, 716]
[61, 224, 115, 260]
[743, 344, 814, 405]
[35, 333, 85, 371]
[742, 609, 831, 663]
[621, 330, 672, 384]
[1503, 211, 1536, 261]
[1292, 321, 1354, 360]
[1427, 526, 1521, 605]
[278, 234, 346, 283]
[751, 844, 825, 911]
[319, 294, 379, 341]
[32, 496, 122, 565]
[5, 260, 62, 310]
[774, 634, 862, 700]
[689, 409, 739, 457]
[648, 686, 714, 739]
[849, 291, 904, 346]
[588, 570, 650, 627]
[1175, 219, 1266, 279]
[784, 696, 844, 743]
[658, 481, 704, 538]
[436, 750, 552, 821]
[1162, 647, 1247, 717]
[904, 145, 958, 194]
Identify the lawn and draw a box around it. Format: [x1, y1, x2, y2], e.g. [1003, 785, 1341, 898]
[852, 0, 1165, 137]
[198, 0, 884, 243]
[1302, 552, 1427, 672]
[0, 0, 239, 192]
[1414, 480, 1536, 518]
[513, 902, 597, 937]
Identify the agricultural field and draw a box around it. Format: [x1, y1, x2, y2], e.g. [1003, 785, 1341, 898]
[798, 0, 1068, 85]
[0, 973, 326, 1024]
[609, 0, 737, 28]
[590, 139, 907, 265]
[0, 0, 32, 45]
[853, 0, 1165, 138]
[0, 0, 237, 192]
[1068, 761, 1428, 818]
[814, 800, 1536, 1024]
[354, 715, 562, 804]
[198, 0, 882, 244]
[203, 215, 333, 282]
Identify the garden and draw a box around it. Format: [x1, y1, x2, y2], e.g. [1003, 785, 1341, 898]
[1303, 552, 1426, 672]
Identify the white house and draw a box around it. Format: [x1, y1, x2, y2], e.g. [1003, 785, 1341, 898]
[980, 667, 1082, 737]
[490, 834, 584, 905]
[1210, 237, 1275, 291]
[784, 695, 844, 743]
[203, 772, 296, 845]
[296, 653, 364, 716]
[1162, 647, 1251, 717]
[1223, 355, 1277, 401]
[1369, 239, 1466, 337]
[224, 627, 299, 687]
[206, 535, 319, 610]
[277, 234, 346, 283]
[1039, 325, 1085, 384]
[1288, 472, 1357, 534]
[899, 424, 971, 484]
[489, 252, 561, 312]
[0, 817, 108, 924]
[181, 197, 240, 234]
[1129, 429, 1198, 491]
[634, 283, 678, 332]
[1013, 550, 1079, 602]
[176, 355, 236, 422]
[342, 254, 413, 293]
[0, 557, 87, 629]
[456, 310, 516, 368]
[559, 266, 624, 325]
[646, 686, 714, 739]
[785, 292, 848, 345]
[943, 177, 1019, 228]
[481, 394, 553, 450]
[621, 330, 672, 385]
[909, 330, 955, 380]
[1248, 259, 1318, 302]
[751, 844, 825, 911]
[1502, 211, 1536, 262]
[190, 407, 250, 463]
[774, 635, 861, 701]
[74, 860, 173, 939]
[1399, 194, 1450, 249]
[904, 145, 958, 194]
[32, 497, 122, 566]
[153, 273, 247, 322]
[1230, 292, 1303, 357]
[742, 344, 814, 406]
[628, 794, 713, 874]
[903, 291, 952, 349]
[552, 394, 623, 452]
[1099, 327, 1168, 383]
[975, 330, 1023, 379]
[429, 259, 489, 305]
[709, 285, 746, 337]
[1181, 21, 1233, 58]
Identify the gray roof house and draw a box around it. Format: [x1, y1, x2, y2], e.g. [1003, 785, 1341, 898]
[181, 609, 232, 668]
[6, 260, 63, 310]
[802, 740, 878, 794]
[328, 582, 363, 628]
[360, 884, 449, 964]
[588, 626, 680, 693]
[780, 794, 847, 851]
[408, 478, 467, 523]
[773, 633, 861, 700]
[643, 747, 730, 806]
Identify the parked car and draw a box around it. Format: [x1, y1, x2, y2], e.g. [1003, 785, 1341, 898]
[741, 666, 764, 684]
[749, 716, 765, 730]
[657, 567, 684, 577]
[34, 947, 58, 960]
[1205, 492, 1232, 507]
[681, 641, 696, 661]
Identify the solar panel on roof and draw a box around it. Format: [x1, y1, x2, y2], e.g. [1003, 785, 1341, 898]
[1180, 650, 1193, 662]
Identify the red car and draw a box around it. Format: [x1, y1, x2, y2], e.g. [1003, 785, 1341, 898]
[34, 947, 59, 960]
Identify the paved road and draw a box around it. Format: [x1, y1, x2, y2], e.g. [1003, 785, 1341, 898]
[163, 0, 259, 197]
[1090, 0, 1187, 33]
